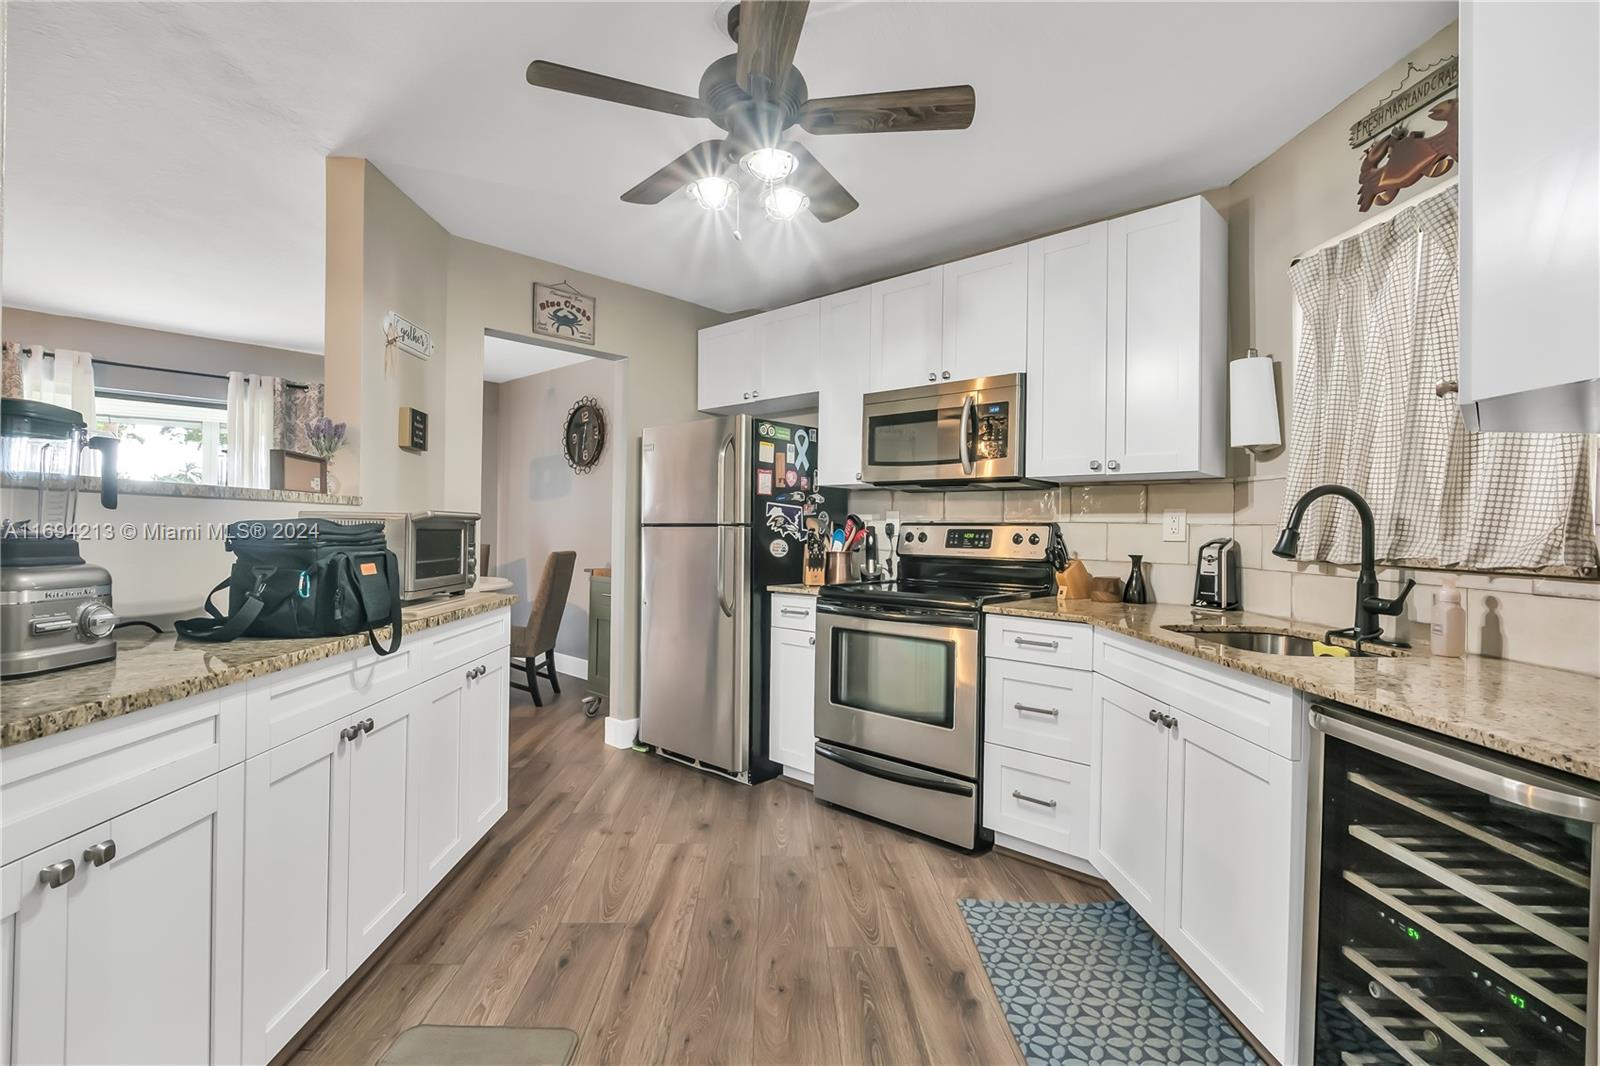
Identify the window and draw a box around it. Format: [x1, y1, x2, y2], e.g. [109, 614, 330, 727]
[94, 392, 229, 485]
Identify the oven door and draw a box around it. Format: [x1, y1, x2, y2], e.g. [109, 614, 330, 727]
[406, 514, 475, 597]
[859, 376, 1024, 485]
[814, 603, 980, 779]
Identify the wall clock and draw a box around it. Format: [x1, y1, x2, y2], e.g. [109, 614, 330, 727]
[563, 396, 606, 474]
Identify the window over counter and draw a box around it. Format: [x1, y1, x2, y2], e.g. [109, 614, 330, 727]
[95, 391, 228, 485]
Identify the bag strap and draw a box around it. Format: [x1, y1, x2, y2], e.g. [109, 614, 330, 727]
[344, 551, 404, 656]
[175, 573, 271, 643]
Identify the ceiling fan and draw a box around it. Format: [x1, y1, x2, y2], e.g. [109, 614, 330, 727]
[524, 0, 976, 223]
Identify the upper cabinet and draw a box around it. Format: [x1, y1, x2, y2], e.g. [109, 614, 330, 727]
[942, 244, 1029, 381]
[817, 286, 871, 488]
[697, 301, 820, 413]
[868, 266, 945, 391]
[1028, 196, 1227, 482]
[1459, 1, 1600, 433]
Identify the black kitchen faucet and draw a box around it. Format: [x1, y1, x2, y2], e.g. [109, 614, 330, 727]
[1272, 484, 1414, 650]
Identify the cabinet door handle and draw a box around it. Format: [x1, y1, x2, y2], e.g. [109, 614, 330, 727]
[1107, 459, 1121, 472]
[743, 391, 751, 400]
[1088, 460, 1102, 472]
[1011, 790, 1057, 810]
[39, 859, 75, 888]
[1013, 637, 1058, 650]
[1014, 703, 1059, 718]
[780, 607, 810, 617]
[808, 636, 816, 646]
[1148, 708, 1162, 724]
[82, 840, 117, 868]
[752, 390, 759, 398]
[855, 471, 862, 480]
[1160, 712, 1178, 730]
[927, 372, 937, 382]
[360, 717, 375, 734]
[941, 370, 951, 379]
[340, 723, 362, 742]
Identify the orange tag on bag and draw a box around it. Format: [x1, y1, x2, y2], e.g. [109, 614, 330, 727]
[360, 562, 378, 576]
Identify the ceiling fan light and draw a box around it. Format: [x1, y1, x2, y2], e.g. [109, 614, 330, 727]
[686, 175, 736, 211]
[763, 184, 809, 222]
[741, 147, 797, 183]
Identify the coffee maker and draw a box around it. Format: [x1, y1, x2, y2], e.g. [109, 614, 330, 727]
[1, 398, 121, 677]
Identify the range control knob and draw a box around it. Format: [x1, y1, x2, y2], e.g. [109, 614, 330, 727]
[904, 532, 915, 543]
[917, 531, 928, 543]
[77, 603, 118, 640]
[1012, 533, 1024, 545]
[1029, 533, 1041, 546]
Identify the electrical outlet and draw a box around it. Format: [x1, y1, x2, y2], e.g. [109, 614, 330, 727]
[1162, 509, 1187, 542]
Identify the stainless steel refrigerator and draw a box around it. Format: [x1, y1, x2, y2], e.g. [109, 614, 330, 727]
[638, 415, 836, 782]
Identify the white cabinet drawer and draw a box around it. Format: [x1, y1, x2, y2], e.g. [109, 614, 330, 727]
[770, 594, 818, 633]
[1094, 630, 1298, 759]
[0, 688, 245, 865]
[245, 641, 422, 758]
[982, 744, 1092, 860]
[984, 658, 1093, 764]
[985, 616, 1093, 670]
[413, 606, 511, 677]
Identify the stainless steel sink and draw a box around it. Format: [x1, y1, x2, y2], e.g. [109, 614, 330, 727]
[1161, 625, 1380, 657]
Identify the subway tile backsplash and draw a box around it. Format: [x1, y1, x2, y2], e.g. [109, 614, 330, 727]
[845, 477, 1600, 675]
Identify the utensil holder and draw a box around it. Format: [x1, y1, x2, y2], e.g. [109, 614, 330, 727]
[824, 549, 859, 585]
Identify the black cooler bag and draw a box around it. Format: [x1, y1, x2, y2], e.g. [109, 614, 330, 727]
[176, 519, 404, 655]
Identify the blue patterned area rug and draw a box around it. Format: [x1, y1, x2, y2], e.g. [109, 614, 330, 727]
[959, 899, 1262, 1065]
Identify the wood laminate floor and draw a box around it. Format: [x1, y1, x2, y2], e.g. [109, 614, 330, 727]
[289, 677, 1113, 1066]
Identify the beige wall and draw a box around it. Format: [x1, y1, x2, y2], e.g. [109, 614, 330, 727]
[849, 22, 1598, 677]
[486, 357, 617, 658]
[442, 235, 722, 719]
[324, 159, 450, 510]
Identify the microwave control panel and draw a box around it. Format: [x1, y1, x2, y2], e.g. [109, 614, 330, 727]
[974, 402, 1010, 460]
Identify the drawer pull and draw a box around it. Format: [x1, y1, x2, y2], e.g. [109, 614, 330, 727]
[780, 607, 811, 617]
[360, 717, 375, 734]
[340, 723, 362, 742]
[39, 859, 75, 889]
[1014, 703, 1059, 718]
[1013, 637, 1059, 650]
[1011, 790, 1058, 810]
[82, 840, 117, 868]
[1148, 708, 1162, 723]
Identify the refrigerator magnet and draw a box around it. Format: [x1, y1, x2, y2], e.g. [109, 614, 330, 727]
[756, 468, 773, 496]
[758, 440, 774, 463]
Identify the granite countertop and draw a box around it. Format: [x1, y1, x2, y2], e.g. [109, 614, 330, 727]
[988, 597, 1600, 783]
[768, 583, 821, 596]
[1, 590, 517, 749]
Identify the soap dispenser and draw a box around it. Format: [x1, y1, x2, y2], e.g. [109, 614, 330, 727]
[1430, 575, 1466, 657]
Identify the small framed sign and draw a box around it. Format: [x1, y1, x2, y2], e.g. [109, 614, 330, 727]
[533, 281, 596, 345]
[382, 312, 433, 360]
[399, 406, 429, 452]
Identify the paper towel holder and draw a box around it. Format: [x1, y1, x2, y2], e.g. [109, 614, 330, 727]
[1229, 348, 1282, 453]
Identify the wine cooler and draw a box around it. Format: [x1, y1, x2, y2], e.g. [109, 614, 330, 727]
[1303, 703, 1599, 1066]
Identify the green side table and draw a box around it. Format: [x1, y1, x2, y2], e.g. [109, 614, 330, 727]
[586, 569, 611, 702]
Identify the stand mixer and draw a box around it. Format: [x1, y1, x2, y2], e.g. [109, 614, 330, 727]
[1, 398, 121, 677]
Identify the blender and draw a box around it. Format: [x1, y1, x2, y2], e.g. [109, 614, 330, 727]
[1, 398, 121, 677]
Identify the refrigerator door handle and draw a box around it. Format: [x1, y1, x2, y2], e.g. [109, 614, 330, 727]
[716, 526, 733, 617]
[716, 432, 735, 525]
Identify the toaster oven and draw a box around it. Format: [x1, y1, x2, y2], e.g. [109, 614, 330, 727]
[300, 510, 478, 602]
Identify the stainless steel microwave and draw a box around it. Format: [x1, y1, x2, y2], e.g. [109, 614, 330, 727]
[859, 373, 1045, 488]
[300, 510, 478, 602]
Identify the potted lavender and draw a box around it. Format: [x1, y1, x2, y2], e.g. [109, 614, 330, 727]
[305, 416, 347, 494]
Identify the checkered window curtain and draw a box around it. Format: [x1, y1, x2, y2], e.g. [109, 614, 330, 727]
[1283, 187, 1597, 575]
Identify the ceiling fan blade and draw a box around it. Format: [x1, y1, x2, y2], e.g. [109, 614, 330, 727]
[799, 85, 976, 135]
[526, 61, 708, 119]
[786, 142, 858, 223]
[736, 0, 809, 101]
[621, 140, 729, 205]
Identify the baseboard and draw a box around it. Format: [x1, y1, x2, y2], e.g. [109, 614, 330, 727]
[781, 766, 814, 787]
[553, 652, 588, 680]
[992, 831, 1104, 883]
[603, 716, 638, 749]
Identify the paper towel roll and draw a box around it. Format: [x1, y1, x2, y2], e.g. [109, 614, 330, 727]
[1229, 353, 1281, 448]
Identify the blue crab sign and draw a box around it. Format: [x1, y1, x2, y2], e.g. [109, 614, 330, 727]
[533, 282, 597, 346]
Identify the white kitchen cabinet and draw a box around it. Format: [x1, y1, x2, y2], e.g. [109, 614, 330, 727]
[460, 652, 511, 843]
[414, 669, 467, 896]
[1163, 706, 1300, 1059]
[10, 771, 244, 1066]
[942, 245, 1028, 380]
[1105, 197, 1227, 479]
[345, 691, 421, 970]
[242, 718, 352, 1064]
[1459, 1, 1600, 433]
[869, 266, 945, 391]
[817, 285, 871, 487]
[697, 316, 762, 411]
[757, 299, 821, 400]
[0, 860, 17, 1066]
[1026, 223, 1109, 480]
[1090, 673, 1170, 920]
[768, 599, 817, 779]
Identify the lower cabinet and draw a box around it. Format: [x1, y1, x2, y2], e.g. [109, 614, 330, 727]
[768, 595, 818, 778]
[7, 769, 244, 1066]
[1089, 673, 1170, 917]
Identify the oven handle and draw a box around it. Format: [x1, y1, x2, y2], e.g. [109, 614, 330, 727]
[816, 602, 976, 627]
[959, 394, 976, 476]
[814, 742, 974, 797]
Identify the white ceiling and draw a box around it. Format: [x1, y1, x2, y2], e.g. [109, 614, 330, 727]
[4, 2, 1454, 355]
[482, 333, 593, 383]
